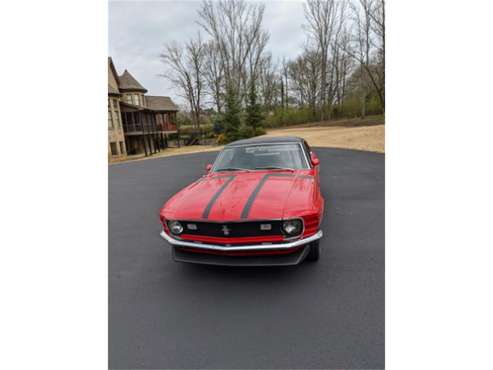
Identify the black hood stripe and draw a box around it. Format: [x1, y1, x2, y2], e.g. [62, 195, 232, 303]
[202, 175, 235, 219]
[195, 174, 237, 184]
[240, 173, 294, 219]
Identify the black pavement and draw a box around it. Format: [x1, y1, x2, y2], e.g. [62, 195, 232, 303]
[109, 148, 385, 369]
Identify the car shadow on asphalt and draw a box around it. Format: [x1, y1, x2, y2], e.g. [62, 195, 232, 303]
[172, 260, 319, 284]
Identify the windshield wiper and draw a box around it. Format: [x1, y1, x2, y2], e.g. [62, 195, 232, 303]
[215, 167, 251, 172]
[254, 166, 295, 172]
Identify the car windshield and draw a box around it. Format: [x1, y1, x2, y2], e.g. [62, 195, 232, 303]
[213, 143, 309, 172]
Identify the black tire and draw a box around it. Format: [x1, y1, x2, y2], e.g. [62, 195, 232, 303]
[306, 240, 320, 262]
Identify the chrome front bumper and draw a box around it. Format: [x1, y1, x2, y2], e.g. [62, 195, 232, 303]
[160, 229, 323, 252]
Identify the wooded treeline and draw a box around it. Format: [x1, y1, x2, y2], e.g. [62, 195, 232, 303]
[161, 0, 385, 143]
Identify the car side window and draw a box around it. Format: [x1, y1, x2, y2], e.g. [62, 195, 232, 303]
[303, 140, 311, 153]
[302, 140, 312, 166]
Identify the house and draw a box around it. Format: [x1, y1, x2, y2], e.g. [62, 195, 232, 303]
[108, 57, 179, 161]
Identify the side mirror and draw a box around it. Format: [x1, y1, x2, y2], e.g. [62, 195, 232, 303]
[310, 152, 320, 166]
[206, 163, 213, 172]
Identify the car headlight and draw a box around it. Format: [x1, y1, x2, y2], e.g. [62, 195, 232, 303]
[168, 220, 183, 235]
[282, 219, 303, 236]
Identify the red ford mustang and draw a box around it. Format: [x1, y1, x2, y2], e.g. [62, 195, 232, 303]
[159, 136, 325, 266]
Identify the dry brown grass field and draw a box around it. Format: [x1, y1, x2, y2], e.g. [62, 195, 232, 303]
[264, 123, 384, 153]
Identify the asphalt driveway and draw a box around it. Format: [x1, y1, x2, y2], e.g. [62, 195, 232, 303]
[109, 148, 385, 369]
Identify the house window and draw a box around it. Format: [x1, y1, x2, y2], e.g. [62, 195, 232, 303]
[113, 99, 121, 128]
[108, 99, 113, 129]
[110, 142, 118, 156]
[119, 141, 125, 155]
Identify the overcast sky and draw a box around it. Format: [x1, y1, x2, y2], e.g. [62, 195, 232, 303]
[109, 0, 306, 106]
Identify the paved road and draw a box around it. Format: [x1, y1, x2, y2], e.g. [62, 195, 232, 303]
[109, 148, 385, 369]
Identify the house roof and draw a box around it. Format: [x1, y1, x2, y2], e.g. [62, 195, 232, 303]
[225, 136, 304, 147]
[108, 57, 121, 95]
[119, 101, 145, 111]
[108, 83, 120, 95]
[118, 70, 148, 92]
[145, 95, 179, 111]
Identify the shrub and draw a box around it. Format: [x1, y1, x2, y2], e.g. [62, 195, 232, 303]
[264, 106, 318, 128]
[212, 116, 224, 135]
[179, 124, 213, 136]
[216, 133, 228, 145]
[254, 126, 266, 136]
[338, 94, 384, 118]
[238, 125, 255, 139]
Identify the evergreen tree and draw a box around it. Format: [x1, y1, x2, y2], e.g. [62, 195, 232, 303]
[222, 84, 242, 142]
[245, 80, 264, 136]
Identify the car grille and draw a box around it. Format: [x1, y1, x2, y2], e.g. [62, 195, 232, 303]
[179, 220, 284, 238]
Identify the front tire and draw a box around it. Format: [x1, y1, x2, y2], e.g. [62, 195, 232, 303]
[306, 240, 320, 262]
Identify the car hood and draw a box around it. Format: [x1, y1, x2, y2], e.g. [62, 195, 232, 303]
[162, 171, 317, 221]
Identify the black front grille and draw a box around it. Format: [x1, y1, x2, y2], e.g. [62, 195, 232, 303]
[179, 220, 284, 238]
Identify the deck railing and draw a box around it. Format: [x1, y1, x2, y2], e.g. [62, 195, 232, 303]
[123, 122, 177, 133]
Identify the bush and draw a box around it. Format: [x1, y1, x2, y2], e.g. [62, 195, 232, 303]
[254, 126, 266, 136]
[263, 98, 383, 127]
[216, 133, 228, 145]
[337, 94, 384, 118]
[238, 125, 255, 139]
[264, 106, 319, 128]
[179, 123, 213, 136]
[212, 117, 224, 135]
[176, 112, 192, 127]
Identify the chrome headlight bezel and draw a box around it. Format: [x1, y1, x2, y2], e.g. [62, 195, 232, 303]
[167, 220, 184, 235]
[282, 219, 303, 237]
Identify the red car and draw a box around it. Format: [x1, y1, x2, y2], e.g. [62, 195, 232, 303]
[159, 136, 325, 266]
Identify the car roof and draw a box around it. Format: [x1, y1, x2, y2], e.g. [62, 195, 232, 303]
[225, 136, 304, 147]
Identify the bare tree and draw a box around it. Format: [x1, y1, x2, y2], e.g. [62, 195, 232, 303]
[369, 0, 385, 109]
[197, 0, 269, 103]
[203, 40, 224, 113]
[344, 0, 384, 113]
[245, 24, 269, 102]
[333, 27, 353, 112]
[258, 54, 280, 111]
[160, 0, 384, 133]
[161, 35, 206, 130]
[288, 46, 322, 116]
[303, 0, 345, 121]
[281, 57, 289, 109]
